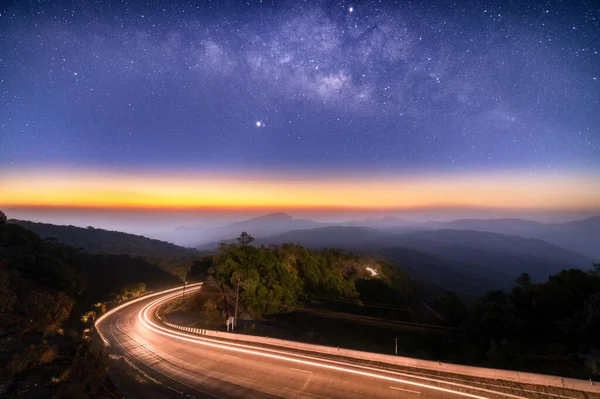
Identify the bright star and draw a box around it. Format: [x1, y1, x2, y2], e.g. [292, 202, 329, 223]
[349, 6, 354, 12]
[256, 121, 262, 127]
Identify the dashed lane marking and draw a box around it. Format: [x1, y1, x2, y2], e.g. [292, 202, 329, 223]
[390, 386, 421, 394]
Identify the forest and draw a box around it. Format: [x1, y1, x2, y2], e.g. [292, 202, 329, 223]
[180, 232, 600, 379]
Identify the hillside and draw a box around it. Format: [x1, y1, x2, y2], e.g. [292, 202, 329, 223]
[0, 217, 178, 398]
[12, 219, 198, 258]
[382, 229, 594, 292]
[198, 225, 399, 250]
[424, 217, 600, 260]
[202, 226, 595, 293]
[169, 232, 600, 380]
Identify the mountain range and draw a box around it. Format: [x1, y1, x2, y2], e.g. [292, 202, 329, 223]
[201, 225, 594, 291]
[159, 212, 599, 260]
[11, 213, 599, 295]
[421, 217, 600, 260]
[151, 212, 326, 247]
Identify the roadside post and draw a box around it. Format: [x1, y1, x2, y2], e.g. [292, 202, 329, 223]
[226, 316, 234, 332]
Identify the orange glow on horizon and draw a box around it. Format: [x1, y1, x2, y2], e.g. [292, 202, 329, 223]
[1, 167, 599, 211]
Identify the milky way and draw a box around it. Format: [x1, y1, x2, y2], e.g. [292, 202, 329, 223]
[1, 0, 599, 174]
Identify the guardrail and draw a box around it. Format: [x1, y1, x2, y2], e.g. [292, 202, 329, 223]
[162, 320, 599, 393]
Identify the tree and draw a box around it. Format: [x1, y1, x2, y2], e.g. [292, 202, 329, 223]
[173, 265, 191, 282]
[584, 293, 600, 329]
[434, 291, 468, 326]
[237, 231, 254, 247]
[515, 273, 532, 291]
[202, 299, 221, 325]
[119, 281, 146, 300]
[0, 210, 6, 224]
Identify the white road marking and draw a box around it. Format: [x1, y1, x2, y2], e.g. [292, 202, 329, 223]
[107, 319, 223, 399]
[383, 368, 581, 399]
[290, 368, 313, 374]
[390, 386, 421, 394]
[138, 289, 534, 399]
[142, 290, 533, 399]
[139, 292, 508, 399]
[99, 286, 565, 399]
[167, 386, 184, 394]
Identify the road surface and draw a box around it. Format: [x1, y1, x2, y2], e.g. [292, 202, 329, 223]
[95, 284, 595, 399]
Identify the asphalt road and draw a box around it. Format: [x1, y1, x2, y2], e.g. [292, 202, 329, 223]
[95, 284, 595, 399]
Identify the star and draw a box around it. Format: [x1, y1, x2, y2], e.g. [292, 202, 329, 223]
[0, 0, 597, 194]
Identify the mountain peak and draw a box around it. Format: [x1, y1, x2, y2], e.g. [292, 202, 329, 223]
[251, 212, 293, 221]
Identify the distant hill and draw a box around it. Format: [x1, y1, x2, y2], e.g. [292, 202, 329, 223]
[424, 217, 600, 260]
[11, 220, 198, 258]
[201, 226, 594, 293]
[197, 225, 398, 250]
[338, 215, 416, 228]
[168, 212, 600, 261]
[155, 212, 326, 246]
[388, 229, 593, 284]
[151, 225, 208, 247]
[208, 212, 325, 241]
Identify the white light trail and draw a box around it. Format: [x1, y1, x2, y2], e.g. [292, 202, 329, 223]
[95, 282, 202, 345]
[138, 291, 525, 399]
[97, 284, 534, 399]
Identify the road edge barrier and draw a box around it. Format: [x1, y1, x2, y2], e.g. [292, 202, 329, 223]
[161, 320, 599, 393]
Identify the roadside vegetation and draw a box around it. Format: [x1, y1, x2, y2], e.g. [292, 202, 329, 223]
[161, 231, 600, 380]
[3, 210, 599, 391]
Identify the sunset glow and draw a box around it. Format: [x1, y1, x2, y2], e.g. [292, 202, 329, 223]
[2, 168, 599, 211]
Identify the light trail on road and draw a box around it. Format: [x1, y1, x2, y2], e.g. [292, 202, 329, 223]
[96, 284, 594, 399]
[140, 288, 522, 399]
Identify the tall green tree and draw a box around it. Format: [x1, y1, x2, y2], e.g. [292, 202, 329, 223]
[237, 231, 254, 246]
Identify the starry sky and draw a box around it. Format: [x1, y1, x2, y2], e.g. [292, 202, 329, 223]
[1, 0, 599, 230]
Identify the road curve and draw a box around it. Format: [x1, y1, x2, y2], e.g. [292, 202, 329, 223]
[95, 284, 592, 399]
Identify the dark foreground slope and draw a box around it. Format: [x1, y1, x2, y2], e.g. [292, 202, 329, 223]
[12, 219, 204, 279]
[12, 219, 198, 258]
[0, 215, 179, 398]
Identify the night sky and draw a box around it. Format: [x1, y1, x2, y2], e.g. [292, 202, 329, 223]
[1, 0, 599, 228]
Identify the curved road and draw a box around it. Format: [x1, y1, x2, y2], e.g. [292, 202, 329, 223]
[95, 284, 592, 399]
